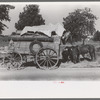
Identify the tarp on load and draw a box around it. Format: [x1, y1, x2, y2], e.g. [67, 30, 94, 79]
[21, 23, 65, 37]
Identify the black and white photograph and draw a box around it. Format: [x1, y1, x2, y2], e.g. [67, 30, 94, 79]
[0, 2, 100, 81]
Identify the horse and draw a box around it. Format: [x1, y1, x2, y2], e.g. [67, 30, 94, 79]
[77, 44, 96, 61]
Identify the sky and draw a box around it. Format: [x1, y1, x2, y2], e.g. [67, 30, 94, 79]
[2, 2, 100, 35]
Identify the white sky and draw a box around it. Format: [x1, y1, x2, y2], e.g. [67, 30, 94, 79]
[2, 2, 100, 35]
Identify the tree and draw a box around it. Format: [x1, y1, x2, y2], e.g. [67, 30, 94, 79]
[15, 5, 45, 30]
[93, 30, 100, 41]
[0, 5, 15, 34]
[63, 8, 97, 43]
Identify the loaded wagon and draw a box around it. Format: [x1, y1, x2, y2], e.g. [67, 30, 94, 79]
[0, 24, 71, 70]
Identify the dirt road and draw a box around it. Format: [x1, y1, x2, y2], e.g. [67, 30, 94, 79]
[0, 60, 100, 80]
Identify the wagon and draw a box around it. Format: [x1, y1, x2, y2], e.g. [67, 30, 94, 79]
[0, 31, 70, 70]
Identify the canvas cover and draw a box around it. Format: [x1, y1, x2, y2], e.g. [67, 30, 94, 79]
[21, 23, 65, 37]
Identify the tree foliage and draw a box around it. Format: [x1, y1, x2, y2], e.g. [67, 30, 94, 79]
[93, 30, 100, 41]
[63, 8, 97, 42]
[0, 5, 15, 34]
[15, 5, 45, 30]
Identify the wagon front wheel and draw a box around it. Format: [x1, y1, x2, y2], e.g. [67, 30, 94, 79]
[36, 48, 59, 70]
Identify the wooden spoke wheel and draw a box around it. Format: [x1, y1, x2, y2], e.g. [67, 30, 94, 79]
[3, 52, 22, 70]
[36, 48, 59, 70]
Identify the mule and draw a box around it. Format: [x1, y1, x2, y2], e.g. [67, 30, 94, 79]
[62, 44, 96, 64]
[68, 46, 80, 64]
[62, 46, 79, 64]
[77, 44, 96, 61]
[62, 46, 70, 62]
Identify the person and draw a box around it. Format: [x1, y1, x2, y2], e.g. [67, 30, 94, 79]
[8, 39, 15, 52]
[61, 30, 71, 45]
[51, 31, 57, 37]
[51, 31, 60, 50]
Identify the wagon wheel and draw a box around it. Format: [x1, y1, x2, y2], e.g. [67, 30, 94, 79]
[36, 48, 59, 70]
[3, 52, 22, 70]
[0, 57, 4, 67]
[29, 41, 43, 56]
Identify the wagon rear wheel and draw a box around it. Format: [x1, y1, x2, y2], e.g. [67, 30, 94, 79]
[36, 48, 59, 70]
[3, 52, 22, 70]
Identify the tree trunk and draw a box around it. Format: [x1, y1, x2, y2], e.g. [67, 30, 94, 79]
[83, 38, 85, 45]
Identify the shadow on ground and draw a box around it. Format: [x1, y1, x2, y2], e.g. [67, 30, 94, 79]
[80, 58, 91, 61]
[20, 60, 62, 70]
[19, 58, 93, 70]
[21, 61, 38, 69]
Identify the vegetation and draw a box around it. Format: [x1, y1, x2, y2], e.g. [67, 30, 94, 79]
[63, 8, 97, 43]
[93, 30, 100, 41]
[0, 5, 15, 34]
[15, 5, 45, 30]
